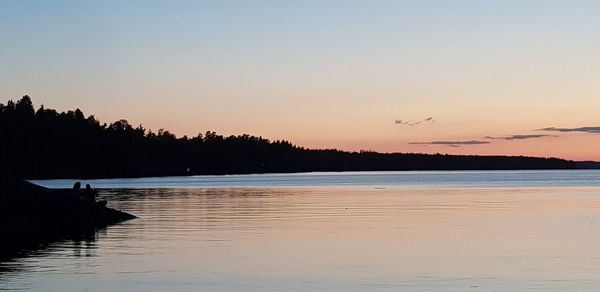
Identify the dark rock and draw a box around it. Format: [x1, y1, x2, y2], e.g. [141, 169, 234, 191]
[0, 171, 136, 259]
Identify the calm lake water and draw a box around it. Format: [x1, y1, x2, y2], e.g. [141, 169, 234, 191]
[5, 170, 600, 291]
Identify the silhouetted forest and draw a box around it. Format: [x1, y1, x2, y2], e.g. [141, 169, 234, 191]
[0, 96, 585, 179]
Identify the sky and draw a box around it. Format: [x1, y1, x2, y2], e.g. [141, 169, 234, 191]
[1, 1, 599, 161]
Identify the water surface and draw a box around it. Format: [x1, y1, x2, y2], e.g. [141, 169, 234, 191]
[5, 170, 600, 291]
[32, 169, 600, 189]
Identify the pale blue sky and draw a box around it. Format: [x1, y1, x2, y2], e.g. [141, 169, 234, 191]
[1, 1, 599, 159]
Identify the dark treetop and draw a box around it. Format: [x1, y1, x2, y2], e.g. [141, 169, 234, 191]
[0, 96, 585, 180]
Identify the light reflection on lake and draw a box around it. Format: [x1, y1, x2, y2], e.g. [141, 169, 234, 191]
[5, 171, 600, 291]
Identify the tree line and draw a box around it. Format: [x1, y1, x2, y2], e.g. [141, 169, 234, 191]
[0, 96, 576, 179]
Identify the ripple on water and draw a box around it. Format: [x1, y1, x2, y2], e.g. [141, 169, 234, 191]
[4, 183, 600, 291]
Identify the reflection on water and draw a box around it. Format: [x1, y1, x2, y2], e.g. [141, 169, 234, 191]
[4, 186, 600, 291]
[0, 230, 102, 290]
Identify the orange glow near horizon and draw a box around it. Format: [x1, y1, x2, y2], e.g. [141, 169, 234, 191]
[2, 1, 599, 161]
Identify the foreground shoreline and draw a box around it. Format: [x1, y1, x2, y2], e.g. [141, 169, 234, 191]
[0, 173, 136, 259]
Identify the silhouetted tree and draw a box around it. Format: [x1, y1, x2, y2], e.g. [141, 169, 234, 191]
[0, 95, 579, 179]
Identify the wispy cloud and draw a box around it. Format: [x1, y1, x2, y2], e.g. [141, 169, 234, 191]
[395, 117, 435, 127]
[484, 134, 558, 140]
[409, 140, 490, 147]
[538, 126, 600, 134]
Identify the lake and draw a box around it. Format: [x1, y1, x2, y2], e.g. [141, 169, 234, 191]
[4, 170, 600, 291]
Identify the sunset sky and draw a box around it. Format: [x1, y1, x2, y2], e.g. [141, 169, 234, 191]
[1, 1, 599, 161]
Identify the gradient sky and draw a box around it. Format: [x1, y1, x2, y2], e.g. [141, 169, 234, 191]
[1, 1, 599, 160]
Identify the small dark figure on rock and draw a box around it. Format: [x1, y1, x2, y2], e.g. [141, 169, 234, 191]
[71, 181, 106, 206]
[84, 184, 97, 202]
[72, 182, 81, 195]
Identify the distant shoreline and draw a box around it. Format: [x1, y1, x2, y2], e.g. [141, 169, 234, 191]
[23, 159, 600, 181]
[30, 167, 600, 182]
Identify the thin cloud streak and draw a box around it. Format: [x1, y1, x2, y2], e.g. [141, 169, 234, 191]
[539, 126, 600, 134]
[485, 134, 558, 140]
[395, 117, 435, 127]
[409, 140, 490, 147]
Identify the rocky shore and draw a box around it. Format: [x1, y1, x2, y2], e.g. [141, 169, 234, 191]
[0, 172, 136, 259]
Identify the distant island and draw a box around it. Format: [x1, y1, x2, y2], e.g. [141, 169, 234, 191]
[1, 96, 598, 180]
